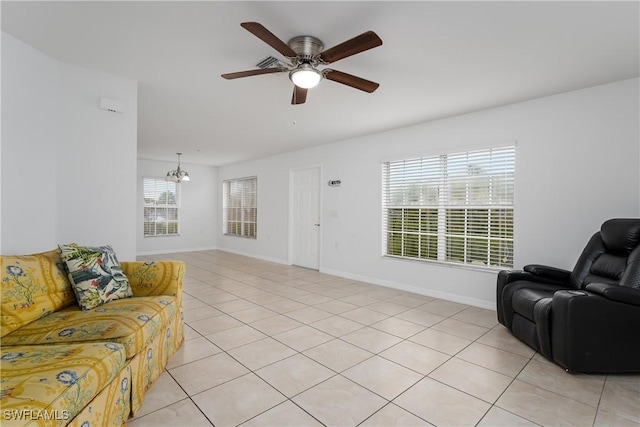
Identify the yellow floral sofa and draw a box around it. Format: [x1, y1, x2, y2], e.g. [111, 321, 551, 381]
[0, 249, 185, 426]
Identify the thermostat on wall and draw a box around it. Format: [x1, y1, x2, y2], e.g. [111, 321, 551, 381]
[99, 97, 125, 114]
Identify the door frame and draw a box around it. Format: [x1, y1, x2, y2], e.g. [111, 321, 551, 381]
[288, 165, 323, 269]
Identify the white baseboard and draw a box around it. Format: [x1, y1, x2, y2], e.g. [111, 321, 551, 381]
[215, 248, 289, 266]
[136, 246, 218, 256]
[320, 267, 496, 311]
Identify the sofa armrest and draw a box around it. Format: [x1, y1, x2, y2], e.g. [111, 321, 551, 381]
[585, 283, 640, 306]
[551, 290, 640, 372]
[121, 261, 185, 300]
[523, 264, 571, 284]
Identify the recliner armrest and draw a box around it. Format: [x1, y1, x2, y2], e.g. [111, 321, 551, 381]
[584, 283, 640, 306]
[523, 264, 571, 285]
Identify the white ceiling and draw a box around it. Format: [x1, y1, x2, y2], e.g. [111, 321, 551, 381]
[2, 1, 638, 166]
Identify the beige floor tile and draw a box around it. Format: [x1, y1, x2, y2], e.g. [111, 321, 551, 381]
[256, 354, 335, 397]
[394, 377, 491, 426]
[188, 314, 244, 335]
[303, 339, 374, 372]
[272, 325, 333, 352]
[409, 328, 472, 355]
[417, 299, 469, 317]
[241, 400, 323, 426]
[340, 307, 389, 325]
[262, 298, 307, 313]
[228, 337, 297, 370]
[341, 326, 403, 354]
[606, 373, 640, 393]
[284, 306, 333, 324]
[457, 342, 530, 377]
[477, 326, 536, 358]
[182, 298, 208, 310]
[387, 294, 433, 308]
[496, 379, 597, 426]
[380, 340, 450, 375]
[361, 404, 432, 426]
[192, 373, 286, 426]
[431, 318, 489, 341]
[134, 371, 188, 418]
[289, 292, 333, 305]
[133, 251, 638, 427]
[183, 324, 201, 341]
[310, 315, 364, 337]
[451, 306, 499, 328]
[371, 317, 426, 339]
[293, 375, 387, 426]
[204, 324, 267, 351]
[517, 359, 605, 407]
[396, 309, 446, 327]
[477, 406, 538, 426]
[183, 305, 223, 323]
[128, 398, 212, 426]
[340, 294, 381, 307]
[594, 409, 640, 427]
[363, 288, 403, 300]
[211, 298, 259, 313]
[599, 381, 640, 423]
[343, 355, 423, 400]
[429, 357, 513, 403]
[169, 352, 249, 395]
[250, 314, 304, 335]
[166, 336, 222, 369]
[314, 299, 359, 314]
[198, 291, 240, 305]
[230, 306, 278, 323]
[366, 301, 412, 316]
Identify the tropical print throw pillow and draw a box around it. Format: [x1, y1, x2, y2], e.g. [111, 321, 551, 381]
[58, 243, 132, 310]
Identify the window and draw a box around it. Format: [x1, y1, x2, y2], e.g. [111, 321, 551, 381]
[223, 176, 257, 238]
[382, 146, 515, 269]
[143, 178, 180, 237]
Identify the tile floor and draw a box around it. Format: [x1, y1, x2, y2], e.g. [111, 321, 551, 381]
[128, 250, 640, 427]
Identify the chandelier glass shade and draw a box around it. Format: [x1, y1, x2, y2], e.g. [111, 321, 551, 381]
[165, 153, 190, 182]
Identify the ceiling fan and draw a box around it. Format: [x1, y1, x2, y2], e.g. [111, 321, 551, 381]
[221, 22, 383, 105]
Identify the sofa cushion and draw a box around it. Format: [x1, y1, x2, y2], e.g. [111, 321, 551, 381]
[0, 342, 128, 424]
[59, 243, 133, 310]
[0, 296, 177, 359]
[1, 250, 75, 337]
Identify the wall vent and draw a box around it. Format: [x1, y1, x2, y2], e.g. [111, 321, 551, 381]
[256, 56, 288, 69]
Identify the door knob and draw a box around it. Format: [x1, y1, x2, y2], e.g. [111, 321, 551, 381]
[314, 223, 320, 226]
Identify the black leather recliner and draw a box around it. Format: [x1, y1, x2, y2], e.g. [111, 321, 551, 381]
[496, 218, 640, 373]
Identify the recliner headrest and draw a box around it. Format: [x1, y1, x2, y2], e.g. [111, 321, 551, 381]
[600, 218, 640, 255]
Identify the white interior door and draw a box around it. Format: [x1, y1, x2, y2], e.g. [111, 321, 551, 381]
[292, 167, 321, 269]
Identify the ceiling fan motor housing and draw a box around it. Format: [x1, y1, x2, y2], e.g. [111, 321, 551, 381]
[288, 36, 323, 64]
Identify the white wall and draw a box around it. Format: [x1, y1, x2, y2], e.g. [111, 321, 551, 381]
[1, 33, 138, 260]
[2, 32, 61, 254]
[136, 158, 217, 255]
[218, 78, 640, 308]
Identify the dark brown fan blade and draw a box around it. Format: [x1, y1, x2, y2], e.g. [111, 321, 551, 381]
[291, 86, 308, 105]
[241, 22, 298, 58]
[319, 31, 382, 64]
[323, 69, 379, 93]
[221, 67, 288, 80]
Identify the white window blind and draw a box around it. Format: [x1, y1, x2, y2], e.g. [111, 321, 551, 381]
[382, 146, 515, 269]
[143, 178, 179, 237]
[223, 177, 257, 238]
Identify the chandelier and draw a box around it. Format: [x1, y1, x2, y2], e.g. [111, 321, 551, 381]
[165, 153, 190, 182]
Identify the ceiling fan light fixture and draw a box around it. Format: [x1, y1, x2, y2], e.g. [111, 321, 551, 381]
[290, 65, 322, 89]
